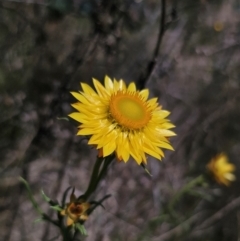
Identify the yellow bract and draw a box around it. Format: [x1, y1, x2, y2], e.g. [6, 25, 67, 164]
[69, 76, 176, 164]
[60, 193, 90, 226]
[207, 153, 236, 186]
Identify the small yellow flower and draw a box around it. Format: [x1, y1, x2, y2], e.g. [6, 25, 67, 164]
[61, 193, 90, 226]
[207, 153, 236, 186]
[213, 21, 224, 32]
[69, 76, 176, 164]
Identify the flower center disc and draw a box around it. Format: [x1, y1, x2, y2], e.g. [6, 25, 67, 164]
[109, 91, 151, 130]
[69, 203, 82, 215]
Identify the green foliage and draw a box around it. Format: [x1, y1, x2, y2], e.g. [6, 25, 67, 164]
[75, 223, 87, 236]
[48, 0, 73, 14]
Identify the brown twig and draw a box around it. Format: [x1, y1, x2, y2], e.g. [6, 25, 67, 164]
[0, 2, 44, 32]
[51, 33, 100, 118]
[187, 197, 240, 239]
[194, 196, 240, 231]
[152, 196, 240, 241]
[137, 0, 166, 90]
[152, 211, 206, 241]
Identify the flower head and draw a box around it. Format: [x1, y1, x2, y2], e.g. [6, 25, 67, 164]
[61, 192, 90, 226]
[207, 153, 236, 186]
[69, 76, 176, 164]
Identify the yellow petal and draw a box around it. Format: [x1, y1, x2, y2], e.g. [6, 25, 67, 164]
[158, 141, 174, 150]
[81, 83, 96, 95]
[81, 203, 90, 211]
[118, 79, 126, 90]
[223, 164, 236, 172]
[160, 122, 176, 129]
[113, 79, 119, 91]
[80, 214, 88, 220]
[127, 82, 136, 92]
[81, 92, 103, 104]
[130, 151, 143, 164]
[103, 141, 116, 156]
[144, 139, 164, 157]
[143, 145, 161, 160]
[116, 132, 130, 162]
[67, 217, 74, 226]
[154, 110, 170, 119]
[89, 124, 117, 146]
[139, 89, 149, 101]
[60, 210, 66, 216]
[156, 129, 176, 137]
[70, 92, 89, 104]
[77, 128, 94, 135]
[129, 133, 144, 164]
[100, 130, 118, 145]
[93, 78, 109, 97]
[224, 173, 236, 181]
[68, 112, 86, 123]
[147, 97, 158, 106]
[104, 76, 114, 91]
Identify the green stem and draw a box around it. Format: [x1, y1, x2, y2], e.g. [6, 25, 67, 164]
[168, 175, 205, 212]
[83, 155, 114, 200]
[61, 226, 73, 241]
[94, 155, 114, 190]
[60, 155, 114, 240]
[83, 156, 103, 200]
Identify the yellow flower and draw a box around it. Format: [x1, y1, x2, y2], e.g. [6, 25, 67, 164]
[207, 153, 236, 186]
[60, 193, 90, 226]
[69, 76, 176, 164]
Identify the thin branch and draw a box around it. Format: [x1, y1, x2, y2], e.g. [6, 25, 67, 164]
[152, 196, 240, 241]
[51, 34, 99, 117]
[2, 0, 46, 4]
[188, 197, 240, 239]
[153, 0, 166, 61]
[0, 3, 44, 31]
[194, 196, 240, 231]
[137, 0, 166, 90]
[152, 211, 207, 241]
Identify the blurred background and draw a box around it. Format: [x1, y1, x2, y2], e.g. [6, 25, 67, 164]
[1, 0, 240, 240]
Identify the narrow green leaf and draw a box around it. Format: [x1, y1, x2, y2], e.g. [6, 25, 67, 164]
[50, 205, 63, 212]
[141, 163, 152, 176]
[61, 186, 72, 207]
[41, 190, 51, 202]
[75, 223, 87, 236]
[33, 217, 44, 223]
[57, 117, 69, 121]
[19, 177, 43, 215]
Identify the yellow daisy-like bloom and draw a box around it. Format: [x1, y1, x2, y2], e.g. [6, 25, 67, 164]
[207, 153, 236, 186]
[60, 193, 90, 226]
[69, 76, 176, 164]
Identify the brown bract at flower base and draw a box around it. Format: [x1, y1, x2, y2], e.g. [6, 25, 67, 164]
[207, 153, 236, 186]
[69, 76, 176, 165]
[60, 193, 90, 226]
